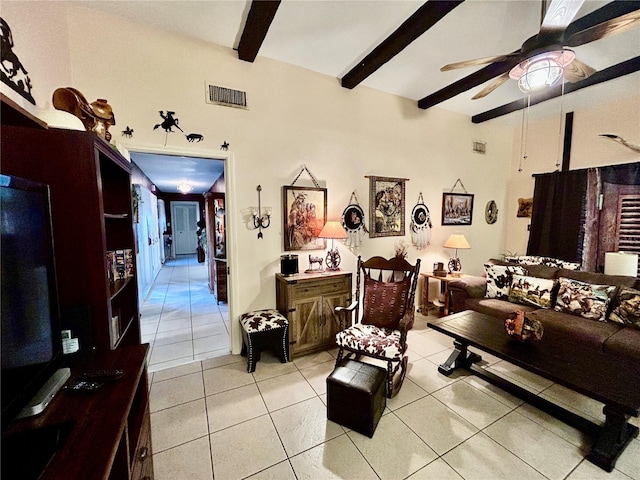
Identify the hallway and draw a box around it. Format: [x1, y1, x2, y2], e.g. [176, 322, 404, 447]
[140, 254, 230, 372]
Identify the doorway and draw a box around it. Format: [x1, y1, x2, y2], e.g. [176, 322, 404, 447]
[171, 201, 199, 256]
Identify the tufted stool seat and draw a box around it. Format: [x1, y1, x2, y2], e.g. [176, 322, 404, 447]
[240, 309, 289, 373]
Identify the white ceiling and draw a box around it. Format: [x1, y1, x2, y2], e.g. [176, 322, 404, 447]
[84, 0, 640, 119]
[85, 1, 639, 190]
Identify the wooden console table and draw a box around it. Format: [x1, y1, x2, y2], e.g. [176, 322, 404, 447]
[428, 310, 639, 472]
[2, 345, 152, 479]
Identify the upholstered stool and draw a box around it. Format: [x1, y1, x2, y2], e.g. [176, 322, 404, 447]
[326, 359, 386, 437]
[240, 309, 289, 373]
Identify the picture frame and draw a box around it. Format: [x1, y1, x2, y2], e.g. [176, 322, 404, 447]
[369, 176, 406, 237]
[442, 192, 474, 225]
[283, 185, 327, 251]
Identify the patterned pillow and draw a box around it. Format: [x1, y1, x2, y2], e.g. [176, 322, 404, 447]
[362, 275, 411, 330]
[505, 255, 581, 270]
[484, 264, 527, 300]
[554, 277, 616, 321]
[608, 286, 640, 328]
[508, 275, 555, 308]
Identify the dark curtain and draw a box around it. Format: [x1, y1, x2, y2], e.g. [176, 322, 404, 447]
[527, 169, 588, 262]
[601, 162, 640, 185]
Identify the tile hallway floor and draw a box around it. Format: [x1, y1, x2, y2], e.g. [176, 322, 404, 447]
[140, 255, 230, 373]
[147, 312, 640, 480]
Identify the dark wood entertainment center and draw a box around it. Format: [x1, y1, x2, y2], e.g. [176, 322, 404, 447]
[1, 95, 153, 479]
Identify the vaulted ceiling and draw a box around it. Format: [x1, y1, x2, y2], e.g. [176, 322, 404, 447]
[85, 0, 640, 123]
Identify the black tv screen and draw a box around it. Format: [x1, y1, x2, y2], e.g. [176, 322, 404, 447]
[1, 173, 63, 429]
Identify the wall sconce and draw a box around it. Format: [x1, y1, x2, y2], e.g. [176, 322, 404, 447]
[251, 185, 271, 239]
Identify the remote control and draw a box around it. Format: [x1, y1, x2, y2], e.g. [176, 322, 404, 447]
[80, 369, 125, 381]
[65, 379, 103, 392]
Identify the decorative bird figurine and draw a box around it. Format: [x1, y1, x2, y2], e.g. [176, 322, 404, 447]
[599, 134, 640, 154]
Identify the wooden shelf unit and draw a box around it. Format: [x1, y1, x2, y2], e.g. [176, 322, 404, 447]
[276, 271, 352, 358]
[1, 125, 141, 351]
[2, 345, 153, 480]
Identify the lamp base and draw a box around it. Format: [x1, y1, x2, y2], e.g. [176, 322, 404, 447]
[325, 247, 341, 271]
[448, 257, 461, 275]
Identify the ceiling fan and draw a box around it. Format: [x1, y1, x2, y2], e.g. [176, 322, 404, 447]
[440, 0, 640, 99]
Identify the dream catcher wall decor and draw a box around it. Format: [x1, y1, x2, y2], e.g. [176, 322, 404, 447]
[342, 191, 368, 252]
[410, 192, 432, 250]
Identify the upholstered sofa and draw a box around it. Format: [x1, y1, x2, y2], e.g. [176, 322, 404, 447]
[448, 256, 640, 412]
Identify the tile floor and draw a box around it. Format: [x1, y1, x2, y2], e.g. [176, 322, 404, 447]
[148, 314, 640, 480]
[140, 255, 230, 373]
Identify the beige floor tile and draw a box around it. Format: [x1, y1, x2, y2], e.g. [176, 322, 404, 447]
[152, 436, 213, 480]
[406, 458, 464, 479]
[193, 333, 230, 355]
[539, 383, 605, 424]
[292, 350, 334, 369]
[407, 334, 451, 358]
[486, 361, 554, 393]
[395, 396, 478, 455]
[462, 375, 524, 409]
[614, 436, 640, 479]
[289, 434, 378, 480]
[443, 432, 547, 480]
[271, 396, 344, 456]
[567, 458, 637, 480]
[192, 321, 228, 339]
[209, 414, 286, 480]
[246, 460, 296, 480]
[406, 357, 462, 394]
[201, 353, 242, 370]
[149, 340, 193, 366]
[484, 411, 584, 479]
[250, 353, 298, 382]
[206, 383, 267, 433]
[202, 359, 255, 395]
[153, 327, 192, 347]
[386, 378, 428, 411]
[150, 371, 204, 412]
[152, 361, 202, 383]
[298, 359, 336, 395]
[257, 370, 316, 412]
[432, 380, 512, 429]
[347, 413, 438, 480]
[515, 403, 591, 451]
[150, 398, 208, 453]
[148, 356, 197, 373]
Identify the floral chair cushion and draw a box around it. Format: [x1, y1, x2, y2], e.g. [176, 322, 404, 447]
[240, 309, 288, 333]
[335, 323, 403, 360]
[361, 275, 411, 330]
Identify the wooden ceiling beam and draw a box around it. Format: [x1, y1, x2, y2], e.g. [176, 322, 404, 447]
[237, 0, 281, 63]
[471, 56, 640, 123]
[341, 0, 465, 89]
[418, 0, 640, 110]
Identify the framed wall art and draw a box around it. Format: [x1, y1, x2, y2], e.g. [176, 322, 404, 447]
[442, 192, 474, 225]
[283, 185, 327, 251]
[368, 176, 406, 237]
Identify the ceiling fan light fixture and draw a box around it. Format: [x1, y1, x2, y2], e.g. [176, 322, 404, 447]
[509, 49, 575, 93]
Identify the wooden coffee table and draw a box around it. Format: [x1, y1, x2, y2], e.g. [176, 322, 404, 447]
[428, 310, 639, 472]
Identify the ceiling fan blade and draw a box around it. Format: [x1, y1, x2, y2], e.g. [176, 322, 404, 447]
[563, 58, 596, 82]
[566, 9, 640, 47]
[471, 73, 510, 99]
[538, 0, 585, 42]
[441, 53, 518, 72]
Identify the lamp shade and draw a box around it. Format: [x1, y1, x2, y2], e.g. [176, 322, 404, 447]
[318, 221, 348, 239]
[443, 234, 470, 250]
[604, 252, 638, 277]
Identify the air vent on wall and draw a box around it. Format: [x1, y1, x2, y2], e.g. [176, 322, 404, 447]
[206, 83, 248, 109]
[472, 141, 487, 154]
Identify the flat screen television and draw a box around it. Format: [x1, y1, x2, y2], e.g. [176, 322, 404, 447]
[1, 173, 68, 430]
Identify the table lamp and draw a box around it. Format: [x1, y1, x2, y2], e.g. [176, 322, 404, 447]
[318, 221, 348, 271]
[443, 234, 470, 276]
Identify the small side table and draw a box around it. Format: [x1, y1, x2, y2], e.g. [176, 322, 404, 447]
[421, 272, 472, 316]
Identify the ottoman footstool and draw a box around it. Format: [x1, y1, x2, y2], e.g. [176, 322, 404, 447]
[326, 359, 387, 437]
[240, 309, 289, 373]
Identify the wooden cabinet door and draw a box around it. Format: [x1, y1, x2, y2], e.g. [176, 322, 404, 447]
[289, 296, 323, 357]
[321, 292, 352, 344]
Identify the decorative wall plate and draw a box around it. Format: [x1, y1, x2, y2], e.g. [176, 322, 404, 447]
[485, 200, 498, 224]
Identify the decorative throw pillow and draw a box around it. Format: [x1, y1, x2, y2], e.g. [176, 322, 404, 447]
[362, 275, 411, 330]
[508, 275, 555, 308]
[554, 277, 616, 321]
[505, 255, 580, 270]
[608, 286, 640, 328]
[484, 264, 527, 300]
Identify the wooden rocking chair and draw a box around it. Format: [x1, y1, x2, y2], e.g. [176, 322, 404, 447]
[334, 255, 421, 398]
